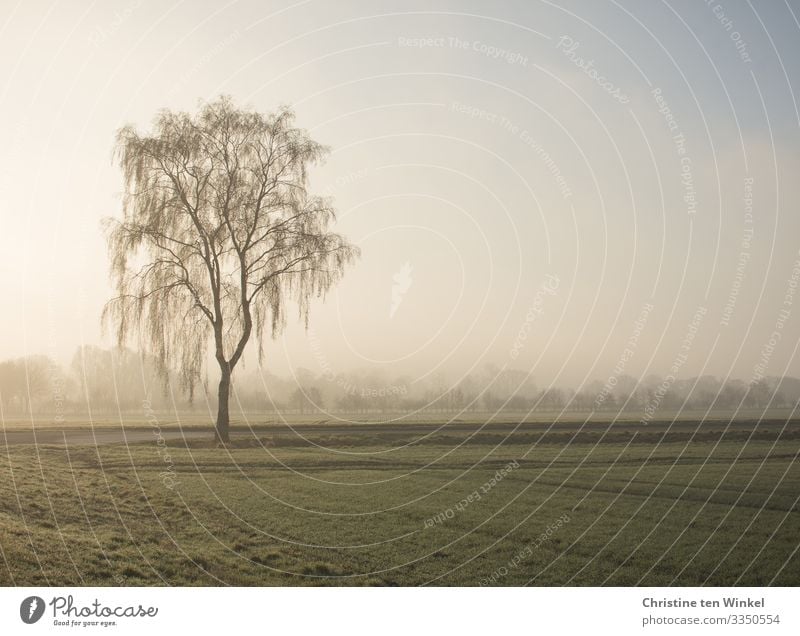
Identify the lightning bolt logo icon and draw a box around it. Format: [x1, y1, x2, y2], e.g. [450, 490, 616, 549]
[390, 261, 413, 319]
[20, 595, 45, 624]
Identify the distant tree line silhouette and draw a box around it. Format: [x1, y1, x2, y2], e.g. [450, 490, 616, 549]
[0, 348, 796, 418]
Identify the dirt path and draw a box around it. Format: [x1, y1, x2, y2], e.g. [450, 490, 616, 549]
[0, 419, 794, 446]
[0, 428, 214, 446]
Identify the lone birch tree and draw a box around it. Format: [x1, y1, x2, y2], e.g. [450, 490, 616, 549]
[104, 97, 359, 443]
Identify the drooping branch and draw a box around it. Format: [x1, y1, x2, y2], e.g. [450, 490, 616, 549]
[103, 96, 359, 397]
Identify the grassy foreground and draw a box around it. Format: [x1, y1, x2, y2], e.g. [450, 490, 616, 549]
[1, 422, 798, 586]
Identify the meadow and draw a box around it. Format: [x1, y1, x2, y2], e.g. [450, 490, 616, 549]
[0, 418, 798, 586]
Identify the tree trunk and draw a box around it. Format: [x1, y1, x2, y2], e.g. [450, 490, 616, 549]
[216, 367, 231, 444]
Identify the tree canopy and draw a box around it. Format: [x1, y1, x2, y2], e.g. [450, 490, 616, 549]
[104, 97, 359, 440]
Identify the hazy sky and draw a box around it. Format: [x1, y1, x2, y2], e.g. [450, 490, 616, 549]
[2, 0, 800, 393]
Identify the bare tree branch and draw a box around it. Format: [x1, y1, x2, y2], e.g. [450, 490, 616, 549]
[104, 96, 360, 442]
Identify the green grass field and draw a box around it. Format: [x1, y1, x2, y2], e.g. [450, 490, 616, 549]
[2, 407, 795, 429]
[1, 421, 798, 586]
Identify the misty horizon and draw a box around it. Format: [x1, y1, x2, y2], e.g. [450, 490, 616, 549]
[2, 2, 800, 394]
[2, 344, 797, 420]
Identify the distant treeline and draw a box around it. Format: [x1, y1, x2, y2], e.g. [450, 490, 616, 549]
[0, 346, 796, 417]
